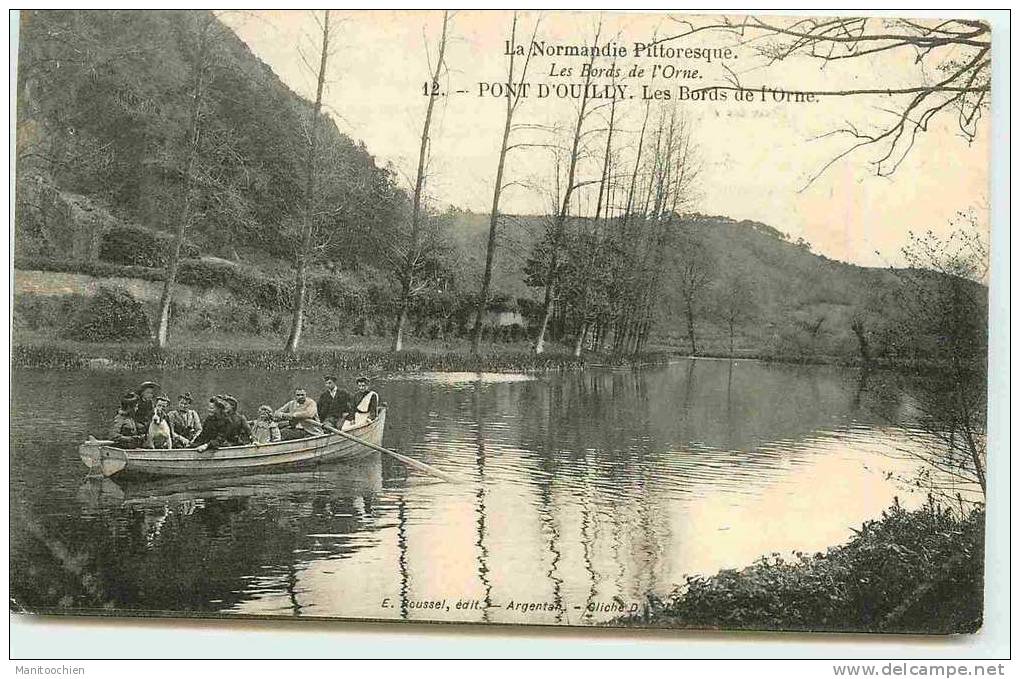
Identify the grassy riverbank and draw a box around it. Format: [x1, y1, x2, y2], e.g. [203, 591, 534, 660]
[10, 334, 675, 372]
[616, 500, 985, 634]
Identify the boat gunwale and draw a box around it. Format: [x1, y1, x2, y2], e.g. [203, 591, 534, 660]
[82, 408, 386, 464]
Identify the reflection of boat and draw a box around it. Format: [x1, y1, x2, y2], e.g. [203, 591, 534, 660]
[77, 452, 383, 511]
[76, 476, 126, 506]
[79, 408, 386, 478]
[118, 453, 383, 507]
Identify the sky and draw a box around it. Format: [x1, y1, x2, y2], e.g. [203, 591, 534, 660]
[220, 10, 990, 268]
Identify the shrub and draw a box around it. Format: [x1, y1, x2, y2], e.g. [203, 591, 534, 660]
[63, 287, 151, 342]
[177, 260, 291, 309]
[99, 225, 199, 267]
[13, 296, 78, 332]
[622, 500, 984, 634]
[312, 277, 368, 315]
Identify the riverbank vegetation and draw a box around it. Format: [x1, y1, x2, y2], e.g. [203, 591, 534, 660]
[11, 336, 674, 373]
[618, 499, 985, 634]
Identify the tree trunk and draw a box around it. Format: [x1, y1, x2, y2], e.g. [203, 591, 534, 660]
[728, 318, 735, 358]
[638, 321, 652, 354]
[534, 284, 554, 355]
[573, 322, 589, 357]
[155, 235, 185, 347]
[472, 13, 529, 355]
[155, 16, 209, 348]
[284, 256, 307, 353]
[685, 296, 697, 355]
[850, 318, 871, 367]
[953, 363, 986, 494]
[395, 11, 448, 353]
[630, 323, 642, 355]
[284, 11, 330, 354]
[393, 300, 409, 352]
[533, 22, 601, 356]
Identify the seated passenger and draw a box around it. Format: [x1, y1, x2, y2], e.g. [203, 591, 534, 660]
[348, 376, 379, 430]
[221, 394, 253, 446]
[168, 392, 202, 445]
[145, 395, 177, 449]
[250, 405, 281, 444]
[317, 375, 351, 429]
[192, 397, 231, 452]
[109, 392, 145, 449]
[274, 388, 323, 440]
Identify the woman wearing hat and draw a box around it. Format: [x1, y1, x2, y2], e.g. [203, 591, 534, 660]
[192, 396, 232, 452]
[220, 394, 253, 446]
[169, 392, 202, 445]
[108, 392, 145, 449]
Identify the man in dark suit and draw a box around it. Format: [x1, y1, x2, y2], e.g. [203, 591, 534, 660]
[317, 375, 351, 429]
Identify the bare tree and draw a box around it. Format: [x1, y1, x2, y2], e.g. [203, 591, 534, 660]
[660, 16, 990, 182]
[470, 12, 541, 355]
[717, 274, 755, 358]
[671, 231, 714, 355]
[284, 10, 331, 354]
[154, 12, 217, 348]
[607, 101, 701, 356]
[392, 10, 450, 352]
[572, 87, 619, 358]
[892, 218, 988, 496]
[533, 20, 603, 355]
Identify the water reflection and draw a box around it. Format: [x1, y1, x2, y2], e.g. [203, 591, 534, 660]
[10, 360, 948, 624]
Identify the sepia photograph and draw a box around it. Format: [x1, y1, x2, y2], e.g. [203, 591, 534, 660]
[9, 8, 997, 643]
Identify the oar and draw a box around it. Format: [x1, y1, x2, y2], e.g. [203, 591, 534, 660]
[321, 422, 466, 484]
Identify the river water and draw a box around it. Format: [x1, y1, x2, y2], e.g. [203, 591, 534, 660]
[10, 360, 942, 625]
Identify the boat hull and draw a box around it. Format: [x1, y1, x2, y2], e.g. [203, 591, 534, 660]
[80, 409, 386, 478]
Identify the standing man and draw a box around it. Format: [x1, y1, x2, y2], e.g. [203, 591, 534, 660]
[317, 375, 351, 429]
[274, 388, 323, 439]
[348, 376, 379, 429]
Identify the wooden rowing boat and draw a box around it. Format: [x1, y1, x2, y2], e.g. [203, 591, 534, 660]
[79, 408, 386, 478]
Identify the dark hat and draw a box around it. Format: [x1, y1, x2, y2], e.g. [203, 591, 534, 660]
[120, 391, 139, 410]
[138, 381, 160, 391]
[209, 396, 228, 410]
[356, 375, 369, 383]
[177, 392, 193, 404]
[222, 395, 239, 410]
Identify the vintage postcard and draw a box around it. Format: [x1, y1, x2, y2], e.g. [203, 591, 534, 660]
[10, 10, 990, 634]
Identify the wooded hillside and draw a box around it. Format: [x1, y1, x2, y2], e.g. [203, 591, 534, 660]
[16, 10, 399, 270]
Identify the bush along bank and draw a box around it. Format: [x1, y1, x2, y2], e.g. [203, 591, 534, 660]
[11, 343, 675, 373]
[615, 499, 984, 634]
[14, 259, 551, 352]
